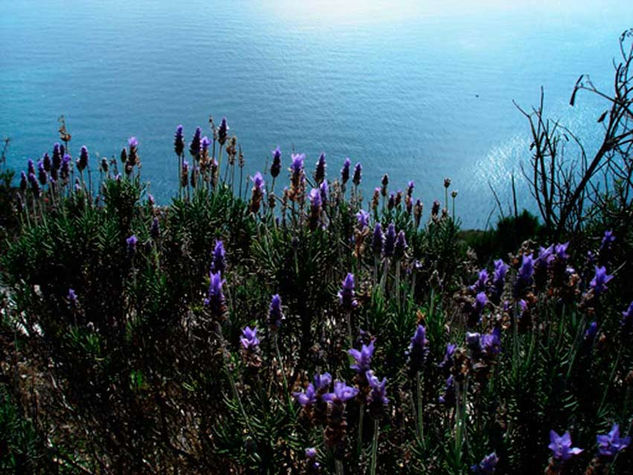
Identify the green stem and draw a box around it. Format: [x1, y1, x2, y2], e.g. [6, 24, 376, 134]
[357, 403, 364, 457]
[370, 419, 379, 475]
[416, 371, 424, 446]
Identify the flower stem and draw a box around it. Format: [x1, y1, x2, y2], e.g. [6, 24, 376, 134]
[370, 419, 380, 475]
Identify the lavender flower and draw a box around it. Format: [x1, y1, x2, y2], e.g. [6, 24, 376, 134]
[480, 327, 501, 356]
[549, 430, 583, 461]
[492, 259, 508, 300]
[240, 326, 260, 351]
[383, 223, 397, 258]
[189, 127, 201, 157]
[218, 117, 229, 145]
[597, 423, 630, 458]
[27, 159, 35, 176]
[407, 325, 429, 371]
[77, 146, 89, 172]
[271, 147, 282, 178]
[590, 266, 613, 295]
[470, 269, 488, 293]
[174, 125, 184, 156]
[126, 235, 138, 255]
[52, 143, 62, 169]
[348, 340, 374, 373]
[204, 271, 226, 318]
[438, 343, 456, 372]
[67, 288, 78, 306]
[431, 200, 440, 217]
[352, 162, 362, 186]
[61, 154, 72, 181]
[371, 223, 384, 257]
[268, 294, 284, 329]
[356, 209, 370, 230]
[322, 381, 359, 403]
[211, 240, 226, 274]
[43, 153, 51, 172]
[387, 192, 395, 210]
[474, 291, 488, 315]
[290, 153, 305, 179]
[28, 173, 40, 197]
[313, 372, 332, 392]
[438, 375, 455, 405]
[319, 180, 329, 205]
[394, 230, 408, 258]
[37, 162, 47, 186]
[315, 153, 326, 183]
[201, 136, 211, 153]
[407, 180, 414, 197]
[338, 273, 358, 311]
[514, 254, 534, 297]
[250, 172, 266, 213]
[471, 452, 499, 474]
[293, 383, 317, 407]
[366, 370, 388, 406]
[340, 158, 351, 185]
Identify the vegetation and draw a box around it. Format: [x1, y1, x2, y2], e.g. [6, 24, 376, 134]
[1, 29, 632, 475]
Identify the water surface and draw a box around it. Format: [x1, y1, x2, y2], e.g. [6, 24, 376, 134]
[1, 0, 631, 227]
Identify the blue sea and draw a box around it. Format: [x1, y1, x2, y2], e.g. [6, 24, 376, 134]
[1, 0, 632, 227]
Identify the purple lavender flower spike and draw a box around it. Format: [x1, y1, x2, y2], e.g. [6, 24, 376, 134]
[126, 235, 138, 255]
[294, 383, 317, 407]
[554, 242, 570, 261]
[371, 223, 384, 257]
[28, 173, 41, 197]
[52, 143, 62, 169]
[514, 254, 535, 297]
[383, 223, 397, 257]
[438, 375, 455, 405]
[348, 340, 374, 373]
[471, 452, 499, 474]
[305, 447, 317, 458]
[322, 381, 359, 403]
[338, 273, 358, 311]
[319, 180, 329, 205]
[492, 259, 508, 299]
[37, 162, 47, 186]
[407, 180, 414, 197]
[340, 158, 351, 185]
[218, 117, 229, 145]
[309, 187, 321, 208]
[407, 325, 429, 370]
[174, 125, 185, 156]
[366, 370, 389, 405]
[27, 159, 35, 176]
[315, 153, 326, 183]
[252, 172, 266, 194]
[189, 127, 201, 157]
[471, 269, 489, 293]
[597, 423, 631, 458]
[43, 153, 52, 172]
[271, 147, 282, 178]
[474, 291, 488, 314]
[128, 136, 138, 150]
[352, 162, 362, 186]
[590, 266, 613, 295]
[77, 146, 89, 172]
[394, 230, 408, 258]
[480, 327, 501, 356]
[438, 343, 456, 371]
[356, 210, 370, 229]
[240, 326, 260, 350]
[431, 200, 440, 217]
[201, 136, 211, 152]
[268, 294, 284, 328]
[549, 430, 583, 461]
[290, 153, 306, 176]
[67, 288, 78, 305]
[204, 271, 226, 317]
[466, 332, 482, 352]
[211, 240, 226, 274]
[313, 372, 332, 392]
